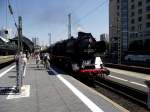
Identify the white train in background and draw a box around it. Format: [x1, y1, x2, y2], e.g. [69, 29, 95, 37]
[124, 54, 150, 62]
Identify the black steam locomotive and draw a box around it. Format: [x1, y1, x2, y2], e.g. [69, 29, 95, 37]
[49, 32, 110, 79]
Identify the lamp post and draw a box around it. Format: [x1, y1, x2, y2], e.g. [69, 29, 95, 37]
[15, 16, 23, 93]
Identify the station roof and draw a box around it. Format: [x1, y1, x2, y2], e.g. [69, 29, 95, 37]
[11, 36, 34, 52]
[0, 36, 9, 43]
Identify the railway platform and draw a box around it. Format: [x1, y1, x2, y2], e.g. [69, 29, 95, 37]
[0, 60, 129, 112]
[108, 67, 150, 80]
[106, 67, 150, 93]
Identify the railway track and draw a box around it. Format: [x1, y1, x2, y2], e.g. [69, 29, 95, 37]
[0, 55, 15, 69]
[53, 63, 149, 107]
[48, 66, 149, 111]
[95, 77, 147, 107]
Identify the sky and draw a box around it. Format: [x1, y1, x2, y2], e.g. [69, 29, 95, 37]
[0, 0, 109, 46]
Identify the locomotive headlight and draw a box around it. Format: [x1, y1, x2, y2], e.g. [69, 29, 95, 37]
[81, 61, 85, 69]
[81, 62, 84, 68]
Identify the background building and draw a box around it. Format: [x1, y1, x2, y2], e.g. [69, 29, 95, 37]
[100, 33, 109, 42]
[32, 37, 39, 46]
[128, 0, 150, 52]
[100, 33, 110, 55]
[109, 0, 150, 59]
[109, 0, 120, 58]
[32, 37, 40, 52]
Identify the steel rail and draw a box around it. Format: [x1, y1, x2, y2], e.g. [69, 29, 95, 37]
[95, 78, 147, 107]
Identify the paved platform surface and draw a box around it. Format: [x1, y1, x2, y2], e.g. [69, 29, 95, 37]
[108, 67, 150, 80]
[0, 61, 129, 112]
[107, 67, 150, 92]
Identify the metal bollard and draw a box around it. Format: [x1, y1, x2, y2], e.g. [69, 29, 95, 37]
[144, 80, 150, 110]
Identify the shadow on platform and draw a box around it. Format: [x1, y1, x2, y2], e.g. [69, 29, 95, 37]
[29, 66, 36, 69]
[0, 87, 17, 95]
[47, 66, 69, 76]
[8, 75, 16, 78]
[9, 70, 16, 73]
[34, 68, 45, 70]
[47, 70, 55, 75]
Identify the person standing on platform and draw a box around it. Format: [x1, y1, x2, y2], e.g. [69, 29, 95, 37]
[44, 53, 50, 69]
[26, 52, 30, 61]
[22, 53, 27, 70]
[36, 53, 41, 68]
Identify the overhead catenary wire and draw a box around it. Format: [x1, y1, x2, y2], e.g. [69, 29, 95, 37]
[71, 0, 108, 37]
[64, 0, 87, 36]
[55, 0, 108, 40]
[6, 0, 8, 28]
[54, 26, 68, 41]
[72, 0, 107, 26]
[55, 0, 90, 39]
